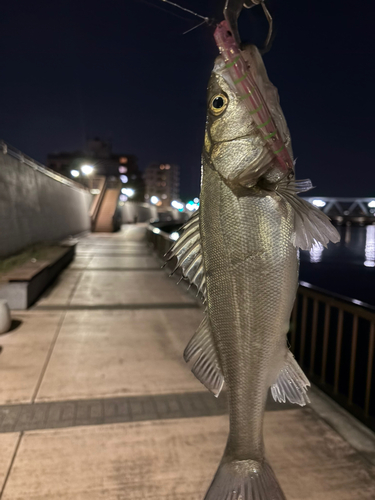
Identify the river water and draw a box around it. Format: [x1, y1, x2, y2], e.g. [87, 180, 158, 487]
[299, 225, 375, 307]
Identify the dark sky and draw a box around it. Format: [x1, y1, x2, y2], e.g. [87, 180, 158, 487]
[1, 0, 374, 199]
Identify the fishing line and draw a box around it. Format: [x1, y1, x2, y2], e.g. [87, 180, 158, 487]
[136, 0, 193, 22]
[183, 19, 207, 35]
[160, 0, 210, 23]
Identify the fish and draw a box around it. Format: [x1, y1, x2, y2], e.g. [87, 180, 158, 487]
[166, 23, 340, 500]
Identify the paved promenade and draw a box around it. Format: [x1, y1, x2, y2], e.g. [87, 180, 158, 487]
[1, 225, 375, 499]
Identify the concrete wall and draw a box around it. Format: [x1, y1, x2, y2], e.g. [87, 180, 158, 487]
[0, 148, 92, 258]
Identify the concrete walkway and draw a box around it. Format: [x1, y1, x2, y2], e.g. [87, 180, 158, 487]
[0, 225, 375, 499]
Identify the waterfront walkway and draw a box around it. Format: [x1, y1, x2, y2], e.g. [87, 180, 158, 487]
[0, 225, 375, 499]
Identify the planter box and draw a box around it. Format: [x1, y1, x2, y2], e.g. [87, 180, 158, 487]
[0, 244, 76, 309]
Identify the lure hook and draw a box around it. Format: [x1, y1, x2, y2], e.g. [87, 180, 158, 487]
[224, 0, 273, 50]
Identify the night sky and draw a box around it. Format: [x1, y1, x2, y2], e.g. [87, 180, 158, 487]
[1, 0, 374, 200]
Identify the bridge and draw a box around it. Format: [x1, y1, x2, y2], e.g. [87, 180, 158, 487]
[0, 143, 375, 499]
[304, 196, 375, 223]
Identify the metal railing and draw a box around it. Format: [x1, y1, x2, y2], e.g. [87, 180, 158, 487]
[148, 226, 375, 432]
[0, 140, 88, 192]
[290, 282, 375, 431]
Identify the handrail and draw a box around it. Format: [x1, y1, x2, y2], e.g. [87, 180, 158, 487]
[0, 139, 89, 192]
[291, 283, 375, 431]
[147, 226, 375, 432]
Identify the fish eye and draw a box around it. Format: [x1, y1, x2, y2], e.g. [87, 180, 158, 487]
[210, 94, 228, 116]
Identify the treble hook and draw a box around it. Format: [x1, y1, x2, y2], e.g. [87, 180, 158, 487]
[224, 0, 273, 50]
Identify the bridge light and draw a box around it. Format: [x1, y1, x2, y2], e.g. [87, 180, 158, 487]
[81, 164, 94, 175]
[170, 232, 180, 241]
[150, 196, 159, 205]
[70, 169, 80, 178]
[312, 199, 326, 208]
[368, 200, 375, 208]
[171, 200, 184, 210]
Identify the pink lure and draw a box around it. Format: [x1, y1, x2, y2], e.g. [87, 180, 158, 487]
[214, 21, 293, 176]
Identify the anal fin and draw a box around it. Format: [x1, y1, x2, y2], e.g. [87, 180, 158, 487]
[271, 351, 310, 406]
[184, 315, 224, 397]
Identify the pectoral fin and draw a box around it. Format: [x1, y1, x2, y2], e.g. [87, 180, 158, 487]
[184, 314, 224, 397]
[277, 179, 340, 251]
[166, 209, 207, 298]
[271, 351, 310, 406]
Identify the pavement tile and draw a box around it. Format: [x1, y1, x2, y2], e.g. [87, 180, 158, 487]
[0, 433, 19, 493]
[0, 312, 63, 404]
[86, 255, 161, 270]
[37, 270, 83, 306]
[69, 269, 196, 306]
[3, 413, 375, 500]
[35, 309, 204, 402]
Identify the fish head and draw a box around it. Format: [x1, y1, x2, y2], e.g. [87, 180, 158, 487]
[203, 48, 293, 188]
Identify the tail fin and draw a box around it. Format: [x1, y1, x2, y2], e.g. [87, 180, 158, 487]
[204, 458, 286, 500]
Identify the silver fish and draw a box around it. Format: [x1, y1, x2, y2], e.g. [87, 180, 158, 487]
[167, 45, 339, 500]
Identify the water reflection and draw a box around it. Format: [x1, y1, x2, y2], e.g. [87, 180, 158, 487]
[364, 225, 375, 267]
[299, 224, 375, 307]
[309, 242, 324, 263]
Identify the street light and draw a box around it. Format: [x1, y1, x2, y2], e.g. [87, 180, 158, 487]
[122, 188, 135, 197]
[81, 164, 94, 175]
[171, 200, 184, 210]
[170, 232, 180, 241]
[70, 170, 80, 178]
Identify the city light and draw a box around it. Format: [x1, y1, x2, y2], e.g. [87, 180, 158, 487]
[152, 227, 161, 234]
[312, 199, 326, 208]
[150, 196, 160, 205]
[171, 200, 184, 210]
[186, 200, 199, 211]
[70, 170, 79, 178]
[119, 194, 128, 202]
[120, 175, 128, 183]
[121, 188, 135, 197]
[119, 166, 127, 174]
[170, 232, 180, 241]
[81, 164, 94, 175]
[194, 198, 199, 203]
[368, 200, 375, 208]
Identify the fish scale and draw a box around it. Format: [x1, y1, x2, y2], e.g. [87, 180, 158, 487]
[201, 165, 297, 464]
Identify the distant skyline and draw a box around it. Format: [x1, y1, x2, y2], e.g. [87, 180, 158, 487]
[1, 0, 374, 199]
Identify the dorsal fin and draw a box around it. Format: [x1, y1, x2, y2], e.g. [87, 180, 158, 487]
[184, 314, 224, 397]
[166, 209, 206, 298]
